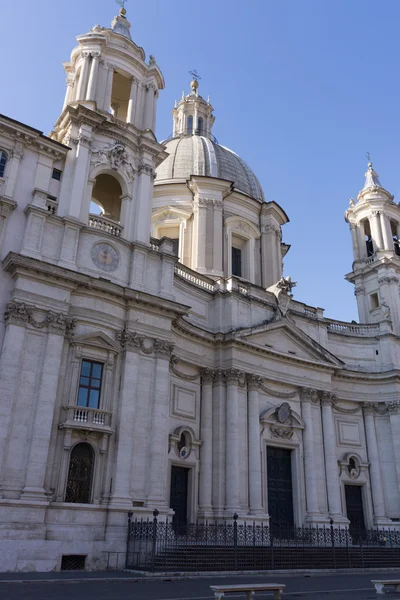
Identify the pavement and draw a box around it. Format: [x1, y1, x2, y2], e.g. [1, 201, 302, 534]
[1, 571, 400, 600]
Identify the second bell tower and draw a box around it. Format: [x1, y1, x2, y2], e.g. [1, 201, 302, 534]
[345, 161, 400, 333]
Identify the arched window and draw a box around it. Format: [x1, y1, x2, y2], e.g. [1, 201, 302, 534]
[90, 173, 122, 227]
[0, 151, 8, 178]
[65, 443, 94, 504]
[197, 117, 203, 135]
[187, 115, 193, 135]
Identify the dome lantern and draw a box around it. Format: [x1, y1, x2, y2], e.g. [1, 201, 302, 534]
[172, 73, 215, 139]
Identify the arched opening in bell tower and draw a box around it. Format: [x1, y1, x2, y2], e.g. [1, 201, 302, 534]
[90, 174, 122, 224]
[110, 71, 131, 121]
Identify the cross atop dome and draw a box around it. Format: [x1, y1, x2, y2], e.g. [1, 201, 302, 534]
[112, 0, 132, 39]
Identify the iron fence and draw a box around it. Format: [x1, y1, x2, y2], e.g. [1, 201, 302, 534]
[126, 512, 400, 572]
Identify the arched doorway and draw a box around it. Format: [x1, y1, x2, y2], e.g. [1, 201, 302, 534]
[65, 443, 95, 504]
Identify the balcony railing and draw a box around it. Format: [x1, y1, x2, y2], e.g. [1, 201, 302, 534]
[326, 320, 380, 336]
[59, 405, 113, 434]
[89, 214, 123, 237]
[46, 196, 58, 215]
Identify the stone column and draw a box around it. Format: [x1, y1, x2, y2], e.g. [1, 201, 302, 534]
[212, 199, 223, 275]
[354, 286, 367, 323]
[261, 223, 280, 288]
[356, 221, 367, 258]
[388, 403, 400, 499]
[247, 375, 263, 515]
[300, 388, 320, 520]
[127, 77, 138, 124]
[75, 51, 91, 101]
[321, 393, 344, 521]
[69, 125, 92, 219]
[21, 324, 68, 500]
[363, 404, 387, 523]
[86, 53, 100, 101]
[370, 211, 383, 252]
[212, 370, 226, 516]
[380, 212, 393, 251]
[0, 306, 28, 495]
[109, 332, 140, 506]
[350, 224, 360, 260]
[198, 369, 214, 516]
[193, 197, 208, 272]
[147, 340, 174, 507]
[63, 77, 75, 110]
[225, 369, 241, 513]
[102, 64, 115, 112]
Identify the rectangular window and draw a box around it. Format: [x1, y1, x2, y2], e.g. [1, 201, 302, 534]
[370, 292, 379, 310]
[52, 168, 62, 181]
[232, 246, 242, 277]
[77, 360, 103, 409]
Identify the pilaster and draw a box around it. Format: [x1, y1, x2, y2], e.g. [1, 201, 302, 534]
[247, 374, 263, 515]
[198, 369, 214, 517]
[300, 388, 322, 522]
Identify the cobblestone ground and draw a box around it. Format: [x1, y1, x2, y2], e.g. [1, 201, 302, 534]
[1, 571, 400, 600]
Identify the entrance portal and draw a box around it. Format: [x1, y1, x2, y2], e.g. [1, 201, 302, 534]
[267, 447, 294, 530]
[345, 485, 365, 536]
[170, 466, 189, 533]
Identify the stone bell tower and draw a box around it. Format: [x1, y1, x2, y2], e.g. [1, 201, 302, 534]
[50, 5, 166, 244]
[345, 161, 400, 333]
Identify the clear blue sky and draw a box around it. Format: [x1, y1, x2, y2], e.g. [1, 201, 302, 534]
[1, 0, 399, 322]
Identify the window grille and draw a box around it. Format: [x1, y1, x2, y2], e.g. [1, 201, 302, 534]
[77, 360, 103, 409]
[0, 151, 8, 178]
[65, 443, 94, 504]
[61, 555, 86, 571]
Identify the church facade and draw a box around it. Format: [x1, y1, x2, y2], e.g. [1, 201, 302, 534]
[1, 7, 400, 572]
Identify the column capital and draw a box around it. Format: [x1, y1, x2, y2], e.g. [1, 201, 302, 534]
[116, 328, 142, 351]
[387, 401, 400, 415]
[213, 368, 226, 384]
[153, 338, 175, 358]
[362, 402, 375, 415]
[246, 374, 262, 390]
[201, 368, 214, 384]
[299, 387, 320, 404]
[225, 368, 243, 384]
[321, 391, 336, 406]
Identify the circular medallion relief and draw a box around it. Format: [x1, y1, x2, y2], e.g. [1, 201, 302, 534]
[277, 402, 291, 424]
[91, 242, 120, 272]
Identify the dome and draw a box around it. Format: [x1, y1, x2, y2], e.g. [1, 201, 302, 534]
[155, 135, 265, 202]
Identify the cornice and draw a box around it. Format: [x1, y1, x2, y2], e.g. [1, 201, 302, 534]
[0, 114, 69, 159]
[2, 252, 189, 319]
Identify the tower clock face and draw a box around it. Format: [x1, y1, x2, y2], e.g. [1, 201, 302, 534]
[91, 243, 120, 272]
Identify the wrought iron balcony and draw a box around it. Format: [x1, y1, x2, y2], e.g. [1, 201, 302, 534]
[88, 214, 123, 237]
[59, 405, 113, 435]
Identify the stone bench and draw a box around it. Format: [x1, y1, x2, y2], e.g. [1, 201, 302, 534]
[372, 580, 400, 595]
[210, 583, 285, 600]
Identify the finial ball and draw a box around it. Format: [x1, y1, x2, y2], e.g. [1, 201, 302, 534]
[120, 7, 127, 15]
[190, 79, 199, 91]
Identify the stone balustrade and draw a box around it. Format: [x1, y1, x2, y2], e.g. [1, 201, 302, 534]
[175, 264, 216, 292]
[60, 405, 113, 434]
[46, 197, 58, 215]
[327, 320, 380, 336]
[88, 214, 123, 237]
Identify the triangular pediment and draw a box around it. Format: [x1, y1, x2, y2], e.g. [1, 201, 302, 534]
[73, 331, 120, 353]
[233, 318, 343, 366]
